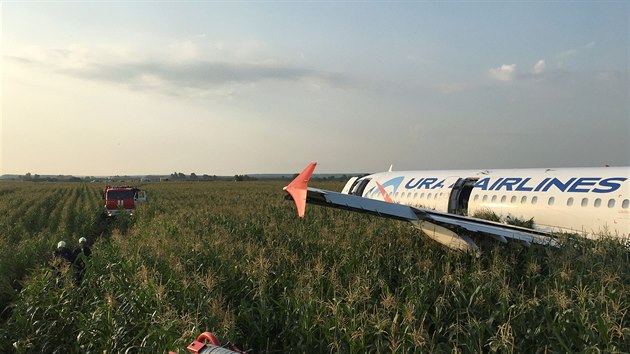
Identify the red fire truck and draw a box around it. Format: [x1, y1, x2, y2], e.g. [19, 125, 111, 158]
[103, 185, 147, 217]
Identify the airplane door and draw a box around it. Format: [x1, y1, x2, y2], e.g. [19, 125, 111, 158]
[350, 178, 371, 196]
[447, 178, 477, 215]
[342, 177, 359, 194]
[447, 179, 466, 214]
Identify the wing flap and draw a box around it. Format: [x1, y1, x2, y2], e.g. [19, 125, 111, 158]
[424, 211, 559, 247]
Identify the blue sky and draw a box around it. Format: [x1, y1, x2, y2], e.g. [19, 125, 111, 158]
[2, 1, 628, 175]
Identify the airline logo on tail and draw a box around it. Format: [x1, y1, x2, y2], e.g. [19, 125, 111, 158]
[367, 176, 404, 198]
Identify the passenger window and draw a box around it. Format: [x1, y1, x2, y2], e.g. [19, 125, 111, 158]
[531, 196, 538, 204]
[482, 195, 488, 202]
[567, 197, 574, 206]
[434, 193, 438, 199]
[548, 197, 555, 206]
[501, 195, 507, 203]
[581, 198, 588, 207]
[427, 193, 432, 199]
[401, 192, 406, 198]
[521, 196, 527, 204]
[594, 198, 601, 208]
[623, 199, 629, 209]
[491, 195, 497, 202]
[608, 199, 615, 208]
[420, 193, 425, 199]
[510, 196, 517, 203]
[414, 192, 418, 199]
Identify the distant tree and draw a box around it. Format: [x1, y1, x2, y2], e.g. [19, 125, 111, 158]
[234, 175, 257, 181]
[234, 175, 254, 181]
[169, 172, 189, 180]
[190, 173, 198, 180]
[24, 172, 32, 181]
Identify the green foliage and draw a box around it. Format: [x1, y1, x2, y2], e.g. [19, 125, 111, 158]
[472, 209, 502, 222]
[506, 216, 535, 229]
[473, 209, 535, 229]
[1, 181, 629, 353]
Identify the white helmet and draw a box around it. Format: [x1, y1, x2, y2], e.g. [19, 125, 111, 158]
[57, 241, 66, 248]
[79, 237, 87, 244]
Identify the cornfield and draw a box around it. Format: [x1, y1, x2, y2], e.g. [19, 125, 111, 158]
[0, 180, 628, 353]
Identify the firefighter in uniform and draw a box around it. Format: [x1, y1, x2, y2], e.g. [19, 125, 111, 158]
[73, 237, 92, 283]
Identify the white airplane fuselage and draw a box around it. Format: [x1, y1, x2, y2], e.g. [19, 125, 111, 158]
[342, 167, 630, 239]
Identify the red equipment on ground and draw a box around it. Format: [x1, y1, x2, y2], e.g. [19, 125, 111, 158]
[169, 332, 244, 354]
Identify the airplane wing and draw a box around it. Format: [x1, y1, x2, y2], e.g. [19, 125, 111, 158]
[284, 163, 559, 253]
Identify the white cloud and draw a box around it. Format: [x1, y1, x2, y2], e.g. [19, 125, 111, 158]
[6, 41, 355, 98]
[556, 42, 596, 68]
[532, 59, 545, 74]
[488, 64, 516, 81]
